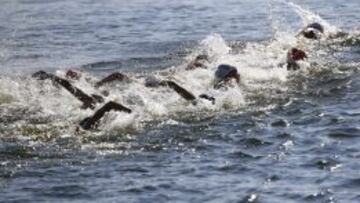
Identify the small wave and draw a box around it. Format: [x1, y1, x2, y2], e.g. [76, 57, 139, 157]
[81, 55, 183, 72]
[327, 127, 360, 139]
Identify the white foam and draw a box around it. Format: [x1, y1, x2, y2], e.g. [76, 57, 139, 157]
[285, 1, 339, 34]
[0, 2, 356, 135]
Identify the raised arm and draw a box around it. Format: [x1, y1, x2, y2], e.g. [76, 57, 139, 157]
[32, 71, 100, 109]
[95, 72, 129, 88]
[79, 101, 132, 130]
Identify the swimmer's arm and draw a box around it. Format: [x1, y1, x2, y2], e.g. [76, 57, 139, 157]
[32, 71, 98, 109]
[162, 80, 196, 101]
[95, 72, 129, 88]
[79, 101, 132, 130]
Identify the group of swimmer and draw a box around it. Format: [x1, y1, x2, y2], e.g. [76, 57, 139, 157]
[32, 22, 325, 130]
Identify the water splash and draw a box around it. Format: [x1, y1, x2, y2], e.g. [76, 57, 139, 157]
[284, 1, 339, 34]
[0, 2, 358, 156]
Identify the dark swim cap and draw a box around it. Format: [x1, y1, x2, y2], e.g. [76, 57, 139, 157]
[215, 64, 237, 80]
[302, 22, 324, 39]
[144, 76, 161, 87]
[307, 22, 324, 33]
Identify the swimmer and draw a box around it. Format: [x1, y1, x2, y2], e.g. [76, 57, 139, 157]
[79, 101, 132, 130]
[299, 22, 324, 39]
[94, 72, 130, 88]
[214, 64, 240, 89]
[32, 69, 215, 130]
[186, 54, 209, 70]
[145, 76, 215, 104]
[65, 69, 82, 80]
[32, 70, 132, 130]
[32, 70, 104, 109]
[286, 48, 307, 71]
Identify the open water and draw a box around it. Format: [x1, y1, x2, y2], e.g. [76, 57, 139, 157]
[0, 0, 360, 202]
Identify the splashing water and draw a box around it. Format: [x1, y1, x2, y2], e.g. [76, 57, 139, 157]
[285, 1, 339, 34]
[1, 1, 360, 202]
[0, 1, 358, 139]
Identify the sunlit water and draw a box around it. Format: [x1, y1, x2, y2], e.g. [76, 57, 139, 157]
[0, 0, 360, 202]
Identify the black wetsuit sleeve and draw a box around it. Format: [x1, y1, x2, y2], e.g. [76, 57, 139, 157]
[95, 72, 128, 88]
[162, 80, 196, 101]
[32, 71, 98, 109]
[79, 101, 132, 130]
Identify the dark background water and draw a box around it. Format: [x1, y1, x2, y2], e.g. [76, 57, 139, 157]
[0, 0, 358, 73]
[0, 0, 360, 202]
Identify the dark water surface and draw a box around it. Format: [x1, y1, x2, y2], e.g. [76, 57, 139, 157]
[1, 0, 360, 202]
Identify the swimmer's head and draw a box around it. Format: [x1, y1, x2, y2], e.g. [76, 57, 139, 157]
[195, 54, 209, 61]
[307, 22, 324, 33]
[186, 54, 209, 70]
[288, 48, 307, 62]
[32, 70, 51, 80]
[144, 76, 162, 87]
[66, 69, 81, 80]
[302, 22, 324, 39]
[286, 48, 307, 71]
[214, 64, 240, 89]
